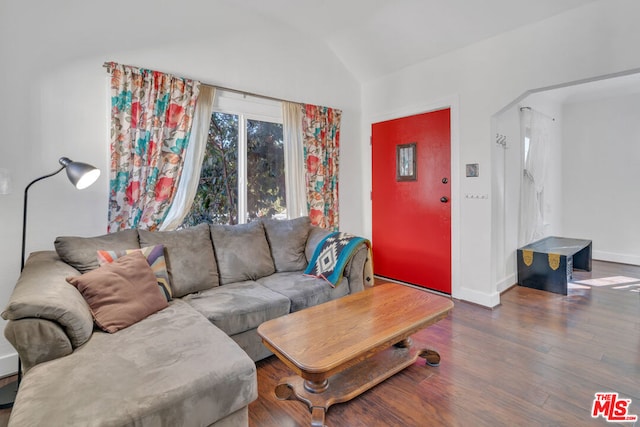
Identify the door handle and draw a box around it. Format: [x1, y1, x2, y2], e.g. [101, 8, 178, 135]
[440, 197, 449, 203]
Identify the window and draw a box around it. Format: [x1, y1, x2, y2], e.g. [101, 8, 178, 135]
[181, 91, 285, 226]
[523, 127, 531, 163]
[246, 118, 286, 221]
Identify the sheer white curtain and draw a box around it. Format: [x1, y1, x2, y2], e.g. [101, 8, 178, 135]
[519, 108, 552, 245]
[282, 101, 308, 219]
[160, 85, 216, 230]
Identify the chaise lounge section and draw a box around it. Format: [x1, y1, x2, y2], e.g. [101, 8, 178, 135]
[2, 217, 372, 426]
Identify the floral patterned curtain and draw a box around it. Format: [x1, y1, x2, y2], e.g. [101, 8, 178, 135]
[302, 104, 341, 229]
[107, 63, 200, 232]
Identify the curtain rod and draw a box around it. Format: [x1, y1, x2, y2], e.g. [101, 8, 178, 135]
[103, 62, 303, 106]
[520, 106, 556, 121]
[205, 83, 294, 105]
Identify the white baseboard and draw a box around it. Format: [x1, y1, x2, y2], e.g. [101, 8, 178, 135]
[454, 286, 501, 308]
[593, 250, 640, 266]
[496, 273, 517, 293]
[0, 352, 18, 378]
[374, 276, 500, 308]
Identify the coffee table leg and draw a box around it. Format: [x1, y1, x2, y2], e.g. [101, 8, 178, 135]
[275, 380, 328, 427]
[304, 379, 329, 393]
[418, 348, 441, 367]
[271, 344, 440, 427]
[395, 339, 441, 367]
[275, 383, 294, 400]
[394, 337, 413, 348]
[277, 380, 331, 397]
[311, 406, 326, 427]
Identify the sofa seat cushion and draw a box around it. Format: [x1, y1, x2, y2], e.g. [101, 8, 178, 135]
[257, 272, 350, 312]
[9, 299, 257, 427]
[182, 281, 290, 336]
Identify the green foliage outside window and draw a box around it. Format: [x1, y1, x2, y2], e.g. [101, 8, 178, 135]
[181, 112, 285, 227]
[246, 119, 286, 222]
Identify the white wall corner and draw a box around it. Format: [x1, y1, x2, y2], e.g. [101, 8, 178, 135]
[496, 273, 517, 293]
[454, 286, 501, 308]
[0, 352, 18, 378]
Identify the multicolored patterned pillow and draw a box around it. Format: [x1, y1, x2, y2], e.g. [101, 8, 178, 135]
[97, 244, 172, 301]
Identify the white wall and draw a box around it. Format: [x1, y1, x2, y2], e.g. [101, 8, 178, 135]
[0, 2, 361, 377]
[492, 95, 563, 292]
[492, 106, 521, 292]
[493, 85, 640, 291]
[562, 93, 640, 265]
[363, 0, 640, 307]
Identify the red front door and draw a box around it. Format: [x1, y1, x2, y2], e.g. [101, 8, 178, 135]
[371, 108, 451, 294]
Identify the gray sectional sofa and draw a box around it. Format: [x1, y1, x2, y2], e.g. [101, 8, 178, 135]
[2, 217, 372, 427]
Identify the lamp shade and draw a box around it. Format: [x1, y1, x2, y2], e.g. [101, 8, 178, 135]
[58, 157, 101, 189]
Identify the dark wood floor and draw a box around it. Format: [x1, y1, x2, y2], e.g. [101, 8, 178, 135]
[250, 261, 640, 427]
[0, 261, 637, 426]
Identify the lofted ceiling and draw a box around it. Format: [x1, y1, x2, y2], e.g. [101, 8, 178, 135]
[1, 0, 601, 84]
[229, 0, 600, 82]
[534, 72, 640, 104]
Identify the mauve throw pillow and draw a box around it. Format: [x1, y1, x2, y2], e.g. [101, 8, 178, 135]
[96, 244, 173, 301]
[66, 251, 168, 333]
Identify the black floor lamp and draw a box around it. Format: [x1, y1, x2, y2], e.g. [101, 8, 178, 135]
[0, 157, 100, 409]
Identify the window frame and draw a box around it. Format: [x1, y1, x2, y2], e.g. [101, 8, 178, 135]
[209, 90, 284, 224]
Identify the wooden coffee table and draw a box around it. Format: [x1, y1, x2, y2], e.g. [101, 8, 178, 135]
[257, 282, 454, 426]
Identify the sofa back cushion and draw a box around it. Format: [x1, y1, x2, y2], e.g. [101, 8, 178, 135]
[54, 229, 140, 273]
[305, 226, 332, 262]
[210, 221, 275, 285]
[139, 224, 219, 297]
[263, 217, 311, 272]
